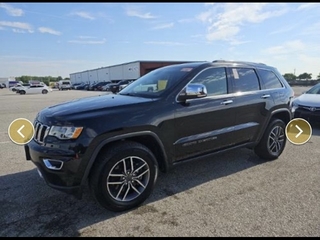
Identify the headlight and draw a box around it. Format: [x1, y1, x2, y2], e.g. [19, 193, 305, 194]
[48, 126, 83, 140]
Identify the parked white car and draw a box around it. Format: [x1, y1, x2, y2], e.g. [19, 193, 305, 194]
[58, 80, 72, 90]
[10, 83, 29, 92]
[17, 84, 52, 95]
[14, 83, 31, 93]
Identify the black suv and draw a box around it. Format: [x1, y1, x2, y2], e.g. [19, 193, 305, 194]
[108, 79, 134, 93]
[25, 60, 294, 212]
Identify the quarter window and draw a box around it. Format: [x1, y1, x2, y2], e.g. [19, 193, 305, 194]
[257, 69, 283, 89]
[231, 68, 260, 93]
[190, 67, 227, 96]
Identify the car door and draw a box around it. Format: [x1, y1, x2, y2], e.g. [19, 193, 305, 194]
[227, 67, 275, 144]
[26, 85, 36, 94]
[173, 67, 237, 161]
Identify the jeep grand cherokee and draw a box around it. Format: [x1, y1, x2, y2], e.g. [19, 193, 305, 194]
[25, 60, 294, 212]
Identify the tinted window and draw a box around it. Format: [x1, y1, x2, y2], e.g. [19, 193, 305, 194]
[231, 68, 260, 92]
[190, 67, 227, 95]
[257, 69, 283, 89]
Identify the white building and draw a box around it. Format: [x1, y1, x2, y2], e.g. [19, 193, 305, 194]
[69, 60, 193, 85]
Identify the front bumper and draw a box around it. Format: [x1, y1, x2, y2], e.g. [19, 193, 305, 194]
[25, 139, 85, 198]
[294, 108, 320, 125]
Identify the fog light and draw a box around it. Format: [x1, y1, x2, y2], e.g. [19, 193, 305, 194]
[43, 159, 64, 170]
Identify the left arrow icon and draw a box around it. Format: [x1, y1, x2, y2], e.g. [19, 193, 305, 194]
[17, 125, 25, 138]
[8, 118, 35, 145]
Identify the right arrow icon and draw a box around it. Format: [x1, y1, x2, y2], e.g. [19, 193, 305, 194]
[285, 118, 312, 145]
[295, 124, 303, 138]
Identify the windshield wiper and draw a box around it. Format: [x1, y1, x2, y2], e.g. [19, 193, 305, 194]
[119, 92, 137, 96]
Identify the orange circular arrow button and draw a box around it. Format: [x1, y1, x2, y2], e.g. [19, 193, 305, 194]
[8, 118, 35, 145]
[285, 118, 312, 145]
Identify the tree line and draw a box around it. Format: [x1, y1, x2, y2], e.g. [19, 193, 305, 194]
[14, 71, 320, 87]
[283, 72, 320, 81]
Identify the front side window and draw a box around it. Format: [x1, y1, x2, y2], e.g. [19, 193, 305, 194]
[231, 68, 260, 93]
[190, 67, 227, 96]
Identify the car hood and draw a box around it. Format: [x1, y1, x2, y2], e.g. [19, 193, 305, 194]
[41, 94, 155, 118]
[294, 93, 320, 107]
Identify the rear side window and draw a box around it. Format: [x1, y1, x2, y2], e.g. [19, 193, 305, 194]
[231, 68, 260, 93]
[257, 69, 283, 89]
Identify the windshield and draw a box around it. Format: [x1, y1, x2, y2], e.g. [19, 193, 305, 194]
[119, 65, 194, 97]
[306, 83, 320, 94]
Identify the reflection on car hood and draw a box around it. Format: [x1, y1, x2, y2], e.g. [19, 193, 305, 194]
[294, 93, 320, 107]
[42, 94, 154, 118]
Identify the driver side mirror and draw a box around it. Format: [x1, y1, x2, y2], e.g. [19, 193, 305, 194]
[177, 83, 207, 102]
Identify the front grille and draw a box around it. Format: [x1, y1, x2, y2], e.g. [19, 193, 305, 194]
[34, 121, 50, 144]
[299, 105, 320, 112]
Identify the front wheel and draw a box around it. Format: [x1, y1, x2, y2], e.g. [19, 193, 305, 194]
[254, 118, 287, 160]
[89, 141, 158, 212]
[42, 89, 48, 94]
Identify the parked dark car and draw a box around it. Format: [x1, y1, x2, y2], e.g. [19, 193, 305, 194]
[88, 81, 111, 91]
[291, 82, 320, 125]
[74, 83, 89, 90]
[71, 83, 82, 89]
[25, 60, 294, 212]
[108, 79, 135, 93]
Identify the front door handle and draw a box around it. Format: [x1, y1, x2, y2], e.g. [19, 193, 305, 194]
[261, 94, 271, 99]
[221, 100, 233, 105]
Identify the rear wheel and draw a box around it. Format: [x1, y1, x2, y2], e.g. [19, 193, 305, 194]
[254, 118, 286, 160]
[89, 141, 158, 212]
[20, 90, 26, 95]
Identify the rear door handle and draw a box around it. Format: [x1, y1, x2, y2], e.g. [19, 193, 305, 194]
[261, 94, 271, 99]
[221, 100, 233, 105]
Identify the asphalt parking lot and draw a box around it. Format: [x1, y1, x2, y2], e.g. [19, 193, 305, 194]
[0, 86, 319, 237]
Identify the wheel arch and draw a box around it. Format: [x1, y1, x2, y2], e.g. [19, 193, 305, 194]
[81, 131, 169, 186]
[254, 108, 291, 145]
[270, 108, 292, 125]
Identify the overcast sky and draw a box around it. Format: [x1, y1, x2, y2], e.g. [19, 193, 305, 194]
[1, 2, 320, 79]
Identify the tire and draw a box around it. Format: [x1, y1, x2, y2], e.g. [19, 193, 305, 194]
[42, 89, 48, 94]
[254, 118, 286, 160]
[20, 90, 26, 95]
[89, 141, 158, 212]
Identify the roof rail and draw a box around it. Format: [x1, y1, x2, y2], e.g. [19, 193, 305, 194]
[212, 60, 266, 65]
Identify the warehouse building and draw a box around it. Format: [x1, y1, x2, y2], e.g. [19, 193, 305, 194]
[69, 60, 195, 85]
